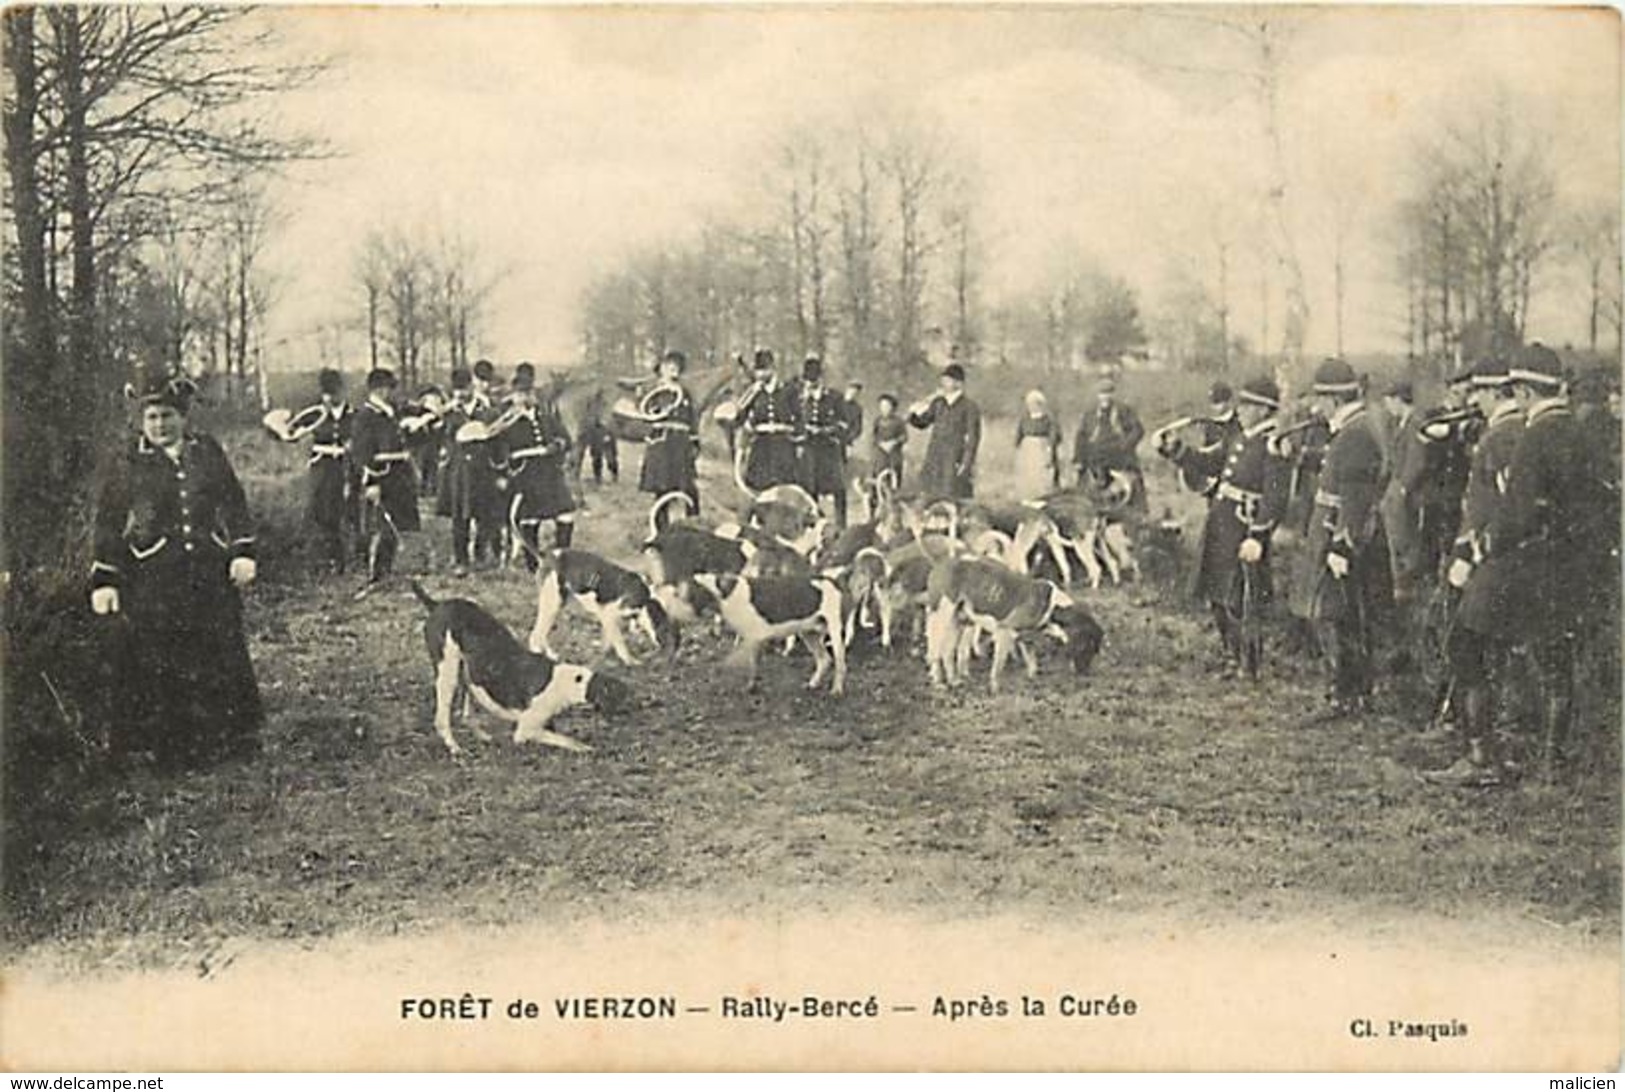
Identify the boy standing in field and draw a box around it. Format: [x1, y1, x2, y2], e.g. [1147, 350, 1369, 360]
[871, 393, 907, 491]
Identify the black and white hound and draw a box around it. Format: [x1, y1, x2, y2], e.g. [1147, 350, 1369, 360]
[412, 581, 631, 756]
[689, 572, 848, 694]
[529, 548, 673, 665]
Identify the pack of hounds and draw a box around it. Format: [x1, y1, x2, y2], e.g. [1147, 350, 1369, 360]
[411, 474, 1134, 757]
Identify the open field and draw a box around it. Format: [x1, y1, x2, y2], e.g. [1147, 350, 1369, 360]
[2, 395, 1619, 976]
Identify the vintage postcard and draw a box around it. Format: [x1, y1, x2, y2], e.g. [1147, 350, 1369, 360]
[1, 2, 1619, 1072]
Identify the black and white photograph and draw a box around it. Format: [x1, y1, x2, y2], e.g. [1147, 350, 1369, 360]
[1, 3, 1620, 1073]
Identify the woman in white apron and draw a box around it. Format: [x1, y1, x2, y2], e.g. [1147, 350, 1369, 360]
[1013, 388, 1061, 502]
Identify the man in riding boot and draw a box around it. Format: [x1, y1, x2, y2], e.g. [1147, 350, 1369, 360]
[1423, 356, 1523, 786]
[1303, 357, 1392, 720]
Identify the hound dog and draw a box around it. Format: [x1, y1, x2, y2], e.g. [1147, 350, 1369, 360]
[923, 557, 1102, 693]
[412, 582, 631, 756]
[528, 548, 673, 666]
[689, 572, 848, 694]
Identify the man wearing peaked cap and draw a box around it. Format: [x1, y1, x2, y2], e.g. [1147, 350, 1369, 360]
[1378, 376, 1427, 622]
[1439, 341, 1608, 780]
[738, 347, 802, 491]
[794, 353, 852, 526]
[273, 367, 355, 572]
[438, 364, 505, 573]
[351, 364, 421, 595]
[1299, 357, 1393, 720]
[1173, 373, 1290, 679]
[1074, 374, 1146, 510]
[491, 359, 575, 570]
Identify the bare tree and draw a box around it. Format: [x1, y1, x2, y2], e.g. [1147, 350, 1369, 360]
[1568, 199, 1623, 355]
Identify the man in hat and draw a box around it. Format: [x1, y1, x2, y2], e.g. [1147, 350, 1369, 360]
[841, 380, 865, 459]
[491, 363, 575, 571]
[1158, 380, 1243, 501]
[1301, 357, 1392, 718]
[92, 367, 263, 768]
[350, 367, 421, 595]
[738, 348, 802, 492]
[1171, 376, 1291, 678]
[1413, 363, 1483, 584]
[1434, 345, 1607, 780]
[1422, 356, 1524, 784]
[794, 356, 853, 526]
[1073, 377, 1147, 511]
[638, 348, 700, 511]
[436, 366, 504, 575]
[908, 363, 981, 500]
[276, 367, 354, 572]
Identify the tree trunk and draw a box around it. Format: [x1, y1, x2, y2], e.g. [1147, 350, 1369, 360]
[57, 9, 99, 481]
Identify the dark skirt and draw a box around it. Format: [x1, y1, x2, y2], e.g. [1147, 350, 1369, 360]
[307, 457, 349, 532]
[114, 554, 261, 768]
[377, 465, 421, 533]
[640, 432, 698, 496]
[743, 435, 800, 492]
[1188, 499, 1273, 610]
[437, 446, 502, 523]
[510, 457, 576, 522]
[800, 438, 846, 497]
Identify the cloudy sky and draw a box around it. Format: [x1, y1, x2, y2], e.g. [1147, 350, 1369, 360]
[260, 5, 1620, 368]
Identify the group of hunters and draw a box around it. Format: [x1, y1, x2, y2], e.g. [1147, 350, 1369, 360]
[90, 340, 1620, 784]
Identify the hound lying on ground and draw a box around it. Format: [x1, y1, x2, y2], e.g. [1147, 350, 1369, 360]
[528, 548, 672, 665]
[923, 557, 1103, 693]
[412, 581, 631, 756]
[690, 572, 848, 694]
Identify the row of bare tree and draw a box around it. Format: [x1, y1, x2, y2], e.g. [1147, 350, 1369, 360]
[3, 8, 321, 573]
[351, 225, 499, 391]
[1395, 91, 1622, 373]
[577, 119, 988, 389]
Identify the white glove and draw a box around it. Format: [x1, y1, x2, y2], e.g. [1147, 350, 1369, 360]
[1326, 552, 1350, 579]
[1237, 538, 1263, 564]
[364, 484, 382, 504]
[1447, 557, 1473, 589]
[91, 587, 120, 615]
[230, 557, 257, 588]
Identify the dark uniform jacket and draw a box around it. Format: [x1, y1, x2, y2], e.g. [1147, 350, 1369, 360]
[1177, 412, 1243, 498]
[1414, 405, 1480, 577]
[1462, 398, 1603, 641]
[435, 392, 504, 523]
[286, 400, 353, 532]
[638, 381, 699, 496]
[909, 392, 981, 500]
[91, 430, 261, 762]
[351, 399, 421, 533]
[1297, 403, 1391, 624]
[496, 403, 575, 523]
[1175, 418, 1290, 608]
[739, 379, 802, 492]
[795, 382, 849, 497]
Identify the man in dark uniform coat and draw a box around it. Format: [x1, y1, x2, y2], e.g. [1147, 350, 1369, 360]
[1155, 380, 1244, 502]
[1423, 357, 1523, 785]
[280, 367, 354, 572]
[351, 367, 421, 594]
[91, 369, 262, 768]
[638, 348, 700, 513]
[1170, 376, 1291, 678]
[493, 365, 575, 571]
[795, 356, 852, 526]
[1301, 357, 1392, 717]
[436, 366, 505, 575]
[738, 349, 801, 492]
[1073, 377, 1147, 511]
[907, 363, 981, 500]
[1378, 379, 1429, 609]
[1434, 345, 1607, 780]
[1413, 365, 1482, 583]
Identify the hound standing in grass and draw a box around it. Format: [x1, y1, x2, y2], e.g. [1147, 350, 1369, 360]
[528, 548, 673, 665]
[412, 581, 630, 756]
[691, 573, 848, 694]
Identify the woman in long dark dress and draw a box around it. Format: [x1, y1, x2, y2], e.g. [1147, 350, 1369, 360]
[90, 370, 262, 770]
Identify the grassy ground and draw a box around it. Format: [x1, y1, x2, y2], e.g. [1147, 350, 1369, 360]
[2, 404, 1618, 972]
